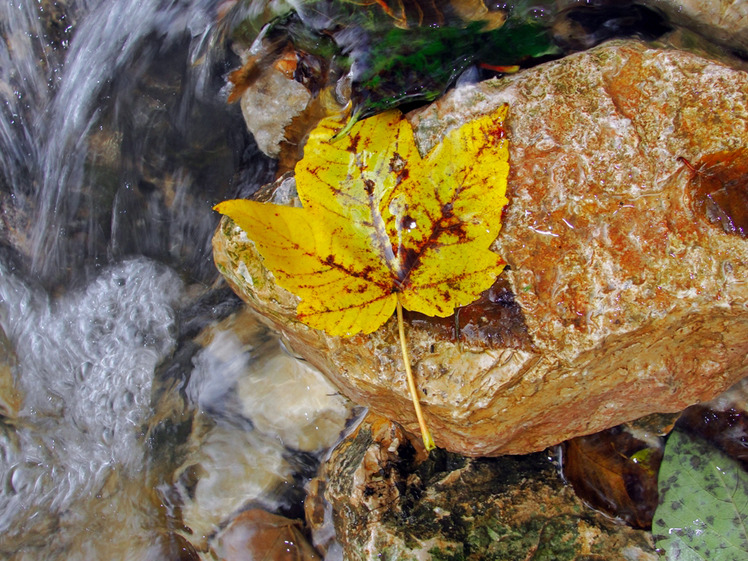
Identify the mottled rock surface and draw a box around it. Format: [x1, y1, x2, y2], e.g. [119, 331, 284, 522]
[213, 40, 748, 456]
[305, 413, 657, 561]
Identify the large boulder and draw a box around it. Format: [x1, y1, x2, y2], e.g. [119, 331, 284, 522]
[213, 40, 748, 456]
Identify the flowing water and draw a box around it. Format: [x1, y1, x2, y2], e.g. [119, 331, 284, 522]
[0, 1, 354, 559]
[2, 0, 268, 287]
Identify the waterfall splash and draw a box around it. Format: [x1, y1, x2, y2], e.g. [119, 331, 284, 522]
[0, 0, 272, 288]
[0, 1, 347, 559]
[0, 257, 183, 559]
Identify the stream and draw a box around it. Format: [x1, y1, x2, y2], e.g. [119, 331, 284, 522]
[0, 0, 355, 559]
[2, 0, 746, 559]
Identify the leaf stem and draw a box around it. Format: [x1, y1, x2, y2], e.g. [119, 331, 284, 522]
[330, 107, 363, 142]
[396, 297, 436, 451]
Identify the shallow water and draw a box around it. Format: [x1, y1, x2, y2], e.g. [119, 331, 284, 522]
[1, 0, 273, 288]
[0, 0, 348, 558]
[1, 0, 746, 558]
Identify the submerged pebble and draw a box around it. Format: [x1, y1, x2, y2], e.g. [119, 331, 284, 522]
[237, 350, 352, 453]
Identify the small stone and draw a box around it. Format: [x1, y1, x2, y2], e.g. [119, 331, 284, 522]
[214, 509, 320, 561]
[194, 304, 355, 453]
[174, 423, 294, 549]
[240, 68, 311, 158]
[236, 349, 353, 453]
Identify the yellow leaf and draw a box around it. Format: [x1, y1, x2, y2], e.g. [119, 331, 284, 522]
[215, 104, 509, 337]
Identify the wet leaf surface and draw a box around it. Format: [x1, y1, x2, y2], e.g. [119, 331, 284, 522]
[684, 147, 748, 238]
[562, 426, 662, 529]
[404, 276, 533, 350]
[215, 105, 509, 337]
[653, 429, 748, 560]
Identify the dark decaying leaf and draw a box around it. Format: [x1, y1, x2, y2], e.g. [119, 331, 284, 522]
[228, 12, 338, 103]
[676, 404, 748, 471]
[562, 426, 662, 529]
[684, 148, 748, 238]
[403, 276, 533, 350]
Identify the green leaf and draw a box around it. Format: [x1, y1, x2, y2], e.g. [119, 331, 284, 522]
[653, 429, 748, 560]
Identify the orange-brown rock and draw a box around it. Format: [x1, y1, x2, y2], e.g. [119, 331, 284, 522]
[213, 40, 748, 456]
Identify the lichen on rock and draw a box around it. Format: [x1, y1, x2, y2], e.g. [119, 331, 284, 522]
[304, 413, 658, 560]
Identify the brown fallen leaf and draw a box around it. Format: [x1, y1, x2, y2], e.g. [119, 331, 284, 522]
[681, 147, 748, 238]
[562, 427, 662, 529]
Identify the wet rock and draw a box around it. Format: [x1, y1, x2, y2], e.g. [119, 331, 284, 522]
[305, 413, 657, 560]
[194, 306, 355, 454]
[554, 0, 748, 54]
[236, 349, 353, 453]
[0, 325, 21, 420]
[551, 2, 673, 52]
[173, 422, 295, 549]
[651, 0, 748, 53]
[149, 305, 355, 551]
[231, 42, 337, 172]
[213, 508, 320, 561]
[213, 40, 748, 456]
[239, 65, 312, 158]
